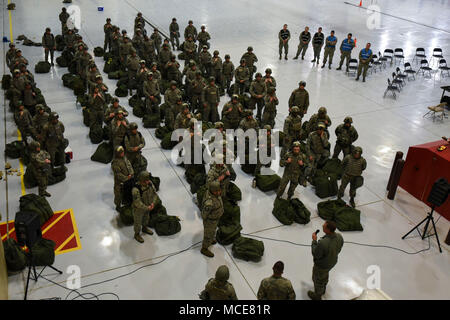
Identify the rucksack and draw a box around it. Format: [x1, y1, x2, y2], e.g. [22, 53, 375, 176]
[159, 102, 170, 121]
[128, 94, 141, 108]
[272, 197, 295, 225]
[216, 223, 242, 245]
[118, 206, 134, 225]
[2, 74, 12, 90]
[143, 113, 160, 128]
[227, 182, 242, 203]
[132, 103, 145, 118]
[290, 199, 311, 224]
[160, 132, 177, 150]
[108, 71, 120, 79]
[190, 172, 206, 194]
[219, 199, 241, 226]
[90, 142, 113, 163]
[68, 60, 77, 74]
[231, 236, 264, 262]
[93, 47, 105, 57]
[317, 199, 347, 221]
[322, 158, 344, 180]
[62, 73, 76, 88]
[255, 174, 281, 192]
[313, 170, 338, 199]
[4, 238, 27, 273]
[82, 107, 90, 127]
[185, 164, 206, 184]
[19, 194, 54, 226]
[196, 185, 207, 210]
[31, 238, 55, 266]
[5, 140, 25, 159]
[152, 215, 181, 236]
[115, 85, 128, 97]
[89, 124, 104, 144]
[155, 125, 171, 139]
[35, 61, 51, 73]
[317, 199, 363, 231]
[56, 56, 68, 67]
[72, 76, 86, 96]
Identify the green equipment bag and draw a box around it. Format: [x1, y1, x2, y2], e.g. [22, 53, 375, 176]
[5, 140, 25, 158]
[56, 56, 68, 67]
[115, 85, 128, 97]
[89, 124, 104, 144]
[227, 182, 242, 202]
[160, 132, 177, 150]
[93, 47, 104, 57]
[354, 176, 364, 189]
[72, 76, 86, 96]
[62, 73, 75, 88]
[150, 174, 160, 191]
[117, 77, 129, 88]
[103, 125, 110, 140]
[82, 107, 90, 127]
[185, 164, 206, 184]
[35, 61, 51, 73]
[317, 199, 347, 221]
[241, 163, 256, 175]
[132, 156, 148, 175]
[153, 215, 181, 236]
[24, 166, 65, 188]
[231, 236, 264, 262]
[19, 194, 54, 226]
[31, 238, 55, 266]
[68, 60, 77, 74]
[216, 223, 242, 245]
[155, 125, 170, 139]
[322, 158, 343, 180]
[143, 113, 160, 128]
[255, 174, 281, 192]
[128, 94, 141, 108]
[119, 206, 134, 225]
[4, 238, 27, 273]
[190, 173, 206, 194]
[335, 207, 364, 231]
[159, 102, 170, 121]
[91, 142, 114, 163]
[177, 52, 185, 60]
[108, 71, 120, 79]
[219, 199, 241, 226]
[272, 197, 295, 225]
[132, 103, 145, 118]
[196, 185, 207, 210]
[2, 74, 12, 90]
[290, 199, 311, 224]
[313, 170, 338, 199]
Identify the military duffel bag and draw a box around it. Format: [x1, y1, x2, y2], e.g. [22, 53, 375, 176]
[185, 164, 206, 184]
[119, 206, 134, 226]
[196, 185, 207, 210]
[5, 140, 25, 159]
[35, 61, 51, 74]
[115, 84, 128, 97]
[219, 199, 241, 226]
[160, 132, 177, 150]
[272, 197, 295, 225]
[231, 236, 264, 262]
[2, 74, 12, 90]
[155, 125, 171, 139]
[227, 182, 242, 202]
[72, 76, 86, 96]
[108, 71, 121, 79]
[56, 56, 68, 67]
[19, 194, 54, 226]
[132, 103, 145, 118]
[153, 215, 181, 236]
[335, 207, 363, 231]
[143, 113, 160, 128]
[313, 170, 338, 199]
[89, 124, 104, 144]
[93, 46, 104, 57]
[31, 238, 55, 266]
[90, 142, 114, 164]
[4, 238, 27, 273]
[82, 107, 90, 127]
[190, 172, 206, 194]
[216, 223, 242, 245]
[322, 158, 344, 180]
[62, 73, 75, 88]
[255, 174, 281, 192]
[317, 199, 347, 221]
[290, 199, 311, 224]
[159, 102, 170, 121]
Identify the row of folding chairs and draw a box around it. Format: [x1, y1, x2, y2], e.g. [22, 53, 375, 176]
[378, 48, 444, 67]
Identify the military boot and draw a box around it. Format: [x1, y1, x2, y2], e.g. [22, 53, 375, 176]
[328, 64, 331, 69]
[284, 54, 288, 60]
[293, 55, 298, 60]
[336, 66, 342, 70]
[321, 63, 325, 68]
[42, 191, 51, 197]
[307, 290, 322, 300]
[201, 247, 214, 257]
[362, 77, 366, 83]
[134, 233, 144, 243]
[279, 54, 282, 60]
[355, 77, 359, 81]
[142, 227, 154, 235]
[349, 197, 356, 208]
[311, 59, 316, 63]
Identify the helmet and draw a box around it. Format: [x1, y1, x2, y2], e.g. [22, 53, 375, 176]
[170, 80, 177, 86]
[35, 104, 44, 111]
[213, 50, 219, 55]
[263, 124, 272, 131]
[201, 25, 206, 29]
[291, 106, 300, 113]
[139, 171, 151, 182]
[318, 107, 327, 114]
[213, 153, 224, 164]
[265, 68, 272, 74]
[49, 112, 59, 120]
[240, 59, 245, 64]
[353, 146, 363, 155]
[189, 60, 196, 66]
[147, 72, 153, 77]
[231, 94, 239, 100]
[255, 72, 262, 78]
[195, 70, 202, 75]
[45, 27, 51, 32]
[30, 141, 40, 150]
[344, 116, 353, 124]
[225, 54, 230, 59]
[187, 33, 193, 38]
[247, 46, 253, 51]
[209, 76, 215, 82]
[95, 74, 102, 80]
[209, 181, 221, 193]
[299, 81, 306, 87]
[115, 146, 124, 155]
[317, 122, 326, 129]
[215, 265, 230, 282]
[140, 60, 146, 64]
[214, 121, 224, 129]
[202, 45, 208, 49]
[112, 97, 119, 103]
[129, 122, 138, 130]
[14, 69, 20, 74]
[170, 54, 176, 59]
[244, 109, 253, 116]
[182, 103, 189, 110]
[188, 20, 193, 24]
[292, 141, 301, 148]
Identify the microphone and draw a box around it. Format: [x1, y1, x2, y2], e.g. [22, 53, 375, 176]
[315, 229, 320, 235]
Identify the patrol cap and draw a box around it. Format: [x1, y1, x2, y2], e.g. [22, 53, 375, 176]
[317, 122, 326, 129]
[112, 97, 119, 103]
[172, 17, 177, 21]
[247, 46, 253, 51]
[240, 59, 245, 64]
[291, 106, 300, 113]
[265, 68, 272, 74]
[116, 146, 125, 155]
[35, 104, 44, 111]
[318, 106, 327, 114]
[95, 74, 102, 80]
[344, 116, 353, 124]
[121, 29, 127, 34]
[209, 181, 221, 193]
[215, 265, 230, 282]
[214, 121, 224, 129]
[263, 124, 272, 131]
[129, 122, 138, 130]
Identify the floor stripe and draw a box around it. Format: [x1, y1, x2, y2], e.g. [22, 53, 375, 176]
[41, 211, 70, 235]
[1, 227, 14, 241]
[55, 233, 74, 253]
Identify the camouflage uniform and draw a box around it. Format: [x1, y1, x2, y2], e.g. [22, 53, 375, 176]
[288, 86, 309, 116]
[222, 57, 235, 93]
[143, 75, 161, 114]
[277, 149, 307, 199]
[190, 73, 206, 113]
[174, 111, 194, 130]
[124, 130, 146, 174]
[111, 115, 129, 150]
[150, 31, 162, 55]
[233, 63, 250, 95]
[198, 49, 212, 77]
[201, 80, 220, 123]
[201, 266, 238, 300]
[88, 92, 107, 127]
[164, 86, 183, 130]
[241, 49, 258, 80]
[262, 89, 278, 128]
[211, 53, 223, 91]
[42, 31, 56, 64]
[338, 147, 366, 206]
[183, 39, 197, 65]
[306, 129, 330, 173]
[206, 163, 230, 198]
[32, 106, 49, 144]
[132, 177, 159, 239]
[257, 275, 296, 300]
[165, 58, 181, 83]
[104, 102, 128, 127]
[169, 20, 180, 50]
[249, 75, 267, 120]
[307, 108, 332, 137]
[333, 118, 358, 159]
[222, 98, 243, 130]
[197, 30, 211, 53]
[14, 107, 35, 141]
[103, 21, 114, 52]
[201, 186, 224, 253]
[30, 144, 51, 196]
[119, 40, 133, 65]
[42, 115, 65, 167]
[281, 108, 303, 157]
[111, 153, 134, 209]
[184, 24, 198, 40]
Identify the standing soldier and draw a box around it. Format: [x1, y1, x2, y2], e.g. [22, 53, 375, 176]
[293, 26, 311, 60]
[158, 42, 172, 78]
[222, 54, 235, 94]
[136, 60, 150, 96]
[262, 87, 278, 129]
[311, 27, 324, 66]
[164, 82, 183, 130]
[111, 146, 134, 211]
[307, 107, 332, 137]
[166, 55, 181, 84]
[211, 50, 223, 93]
[278, 24, 291, 60]
[14, 102, 35, 144]
[233, 59, 250, 95]
[111, 111, 129, 151]
[42, 28, 56, 66]
[333, 117, 358, 159]
[288, 81, 309, 116]
[59, 8, 70, 34]
[201, 76, 220, 123]
[263, 68, 277, 91]
[253, 124, 275, 180]
[78, 47, 92, 83]
[32, 104, 49, 144]
[201, 181, 224, 257]
[322, 30, 337, 69]
[241, 46, 258, 80]
[200, 265, 238, 300]
[257, 261, 296, 300]
[338, 146, 366, 208]
[183, 34, 197, 66]
[143, 72, 161, 114]
[184, 60, 198, 98]
[88, 87, 107, 128]
[277, 141, 308, 199]
[174, 103, 194, 130]
[42, 112, 66, 169]
[127, 49, 141, 95]
[310, 221, 344, 300]
[135, 12, 145, 30]
[239, 109, 259, 131]
[87, 65, 100, 93]
[150, 28, 162, 55]
[169, 18, 180, 51]
[249, 72, 267, 121]
[337, 33, 355, 71]
[124, 122, 146, 174]
[103, 18, 113, 52]
[198, 45, 212, 77]
[356, 43, 373, 82]
[197, 25, 211, 54]
[207, 154, 231, 198]
[104, 97, 128, 128]
[184, 20, 198, 41]
[190, 70, 206, 113]
[306, 123, 330, 178]
[222, 94, 243, 130]
[132, 29, 145, 57]
[29, 141, 52, 197]
[6, 43, 17, 67]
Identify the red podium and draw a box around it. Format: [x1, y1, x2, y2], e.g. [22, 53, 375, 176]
[399, 140, 450, 221]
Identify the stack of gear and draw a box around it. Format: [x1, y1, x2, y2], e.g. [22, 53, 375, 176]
[317, 199, 364, 231]
[312, 158, 343, 199]
[272, 197, 311, 225]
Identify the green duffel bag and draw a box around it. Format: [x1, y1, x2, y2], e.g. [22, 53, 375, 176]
[62, 73, 75, 88]
[115, 85, 128, 97]
[56, 56, 68, 67]
[31, 238, 55, 266]
[155, 125, 170, 139]
[227, 182, 242, 202]
[185, 164, 206, 184]
[35, 61, 51, 73]
[91, 142, 113, 163]
[255, 174, 281, 192]
[196, 185, 207, 210]
[313, 170, 338, 199]
[132, 103, 145, 118]
[220, 199, 241, 226]
[159, 102, 170, 121]
[150, 174, 160, 191]
[19, 194, 54, 226]
[132, 156, 148, 175]
[147, 201, 168, 228]
[103, 52, 113, 62]
[4, 238, 27, 273]
[5, 140, 25, 158]
[68, 60, 77, 74]
[89, 124, 104, 144]
[216, 223, 242, 245]
[24, 166, 66, 188]
[290, 199, 311, 224]
[108, 71, 120, 79]
[82, 107, 90, 127]
[143, 113, 160, 128]
[272, 197, 295, 225]
[103, 125, 110, 140]
[48, 168, 66, 185]
[161, 132, 177, 150]
[72, 77, 86, 96]
[117, 77, 129, 88]
[177, 52, 185, 60]
[128, 94, 141, 108]
[190, 172, 206, 194]
[231, 236, 264, 262]
[119, 206, 134, 225]
[335, 206, 363, 231]
[153, 215, 181, 236]
[354, 176, 364, 189]
[322, 158, 343, 180]
[317, 199, 347, 221]
[93, 46, 104, 57]
[2, 74, 12, 90]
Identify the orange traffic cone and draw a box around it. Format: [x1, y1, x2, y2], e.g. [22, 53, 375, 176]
[359, 0, 362, 6]
[354, 38, 357, 47]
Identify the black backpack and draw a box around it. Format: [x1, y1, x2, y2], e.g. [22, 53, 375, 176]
[121, 177, 138, 207]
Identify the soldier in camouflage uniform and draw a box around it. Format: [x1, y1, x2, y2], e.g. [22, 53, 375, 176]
[87, 65, 101, 93]
[14, 102, 35, 144]
[103, 18, 113, 52]
[201, 181, 224, 257]
[310, 221, 344, 300]
[277, 141, 308, 199]
[197, 25, 211, 53]
[158, 43, 172, 78]
[201, 76, 220, 123]
[190, 70, 206, 113]
[77, 47, 92, 82]
[207, 154, 231, 198]
[184, 61, 197, 101]
[249, 72, 267, 121]
[200, 265, 238, 300]
[281, 106, 303, 158]
[222, 54, 235, 93]
[42, 112, 65, 168]
[42, 27, 56, 66]
[143, 72, 161, 114]
[338, 146, 366, 208]
[262, 87, 278, 129]
[333, 116, 358, 159]
[253, 125, 275, 183]
[165, 55, 181, 84]
[174, 104, 193, 130]
[142, 35, 156, 65]
[111, 110, 129, 151]
[94, 75, 109, 96]
[306, 123, 330, 179]
[111, 146, 134, 210]
[88, 87, 107, 128]
[164, 81, 183, 130]
[29, 141, 51, 197]
[59, 8, 70, 34]
[211, 50, 223, 93]
[104, 97, 128, 127]
[257, 261, 296, 300]
[169, 18, 180, 51]
[150, 28, 162, 55]
[32, 104, 49, 145]
[234, 59, 250, 95]
[124, 122, 146, 174]
[222, 94, 243, 130]
[263, 68, 276, 91]
[119, 37, 133, 66]
[307, 107, 332, 138]
[241, 46, 258, 80]
[150, 63, 162, 85]
[184, 20, 198, 41]
[6, 43, 17, 67]
[136, 60, 150, 96]
[11, 69, 26, 92]
[288, 81, 309, 116]
[127, 49, 141, 96]
[198, 45, 212, 78]
[238, 109, 259, 132]
[183, 34, 197, 66]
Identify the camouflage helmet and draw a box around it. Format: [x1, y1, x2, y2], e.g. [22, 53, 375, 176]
[215, 265, 230, 282]
[35, 104, 44, 111]
[209, 181, 221, 193]
[213, 153, 224, 165]
[292, 141, 301, 148]
[240, 59, 245, 64]
[291, 106, 300, 113]
[140, 59, 146, 64]
[265, 68, 272, 74]
[115, 146, 125, 155]
[112, 97, 119, 103]
[247, 46, 253, 51]
[13, 69, 20, 74]
[213, 50, 219, 55]
[182, 103, 189, 110]
[129, 122, 138, 130]
[49, 112, 59, 120]
[299, 81, 306, 87]
[201, 25, 206, 29]
[209, 76, 215, 82]
[139, 171, 151, 182]
[214, 121, 224, 129]
[30, 140, 40, 150]
[231, 94, 239, 100]
[225, 54, 230, 59]
[202, 45, 208, 49]
[146, 71, 153, 77]
[344, 116, 353, 124]
[189, 60, 196, 66]
[195, 70, 202, 76]
[244, 109, 253, 116]
[353, 146, 363, 155]
[318, 107, 327, 114]
[263, 124, 272, 131]
[317, 122, 326, 129]
[95, 74, 102, 80]
[255, 72, 262, 78]
[170, 80, 177, 86]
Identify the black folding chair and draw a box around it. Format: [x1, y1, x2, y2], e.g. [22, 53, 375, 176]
[412, 48, 426, 65]
[384, 78, 398, 99]
[430, 48, 444, 67]
[392, 72, 403, 90]
[370, 54, 383, 73]
[438, 59, 450, 78]
[394, 48, 405, 65]
[378, 51, 388, 69]
[382, 49, 394, 66]
[404, 62, 417, 80]
[347, 58, 358, 77]
[419, 59, 432, 78]
[395, 67, 407, 85]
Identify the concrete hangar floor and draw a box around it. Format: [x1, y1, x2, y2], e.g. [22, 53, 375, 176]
[1, 0, 449, 300]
